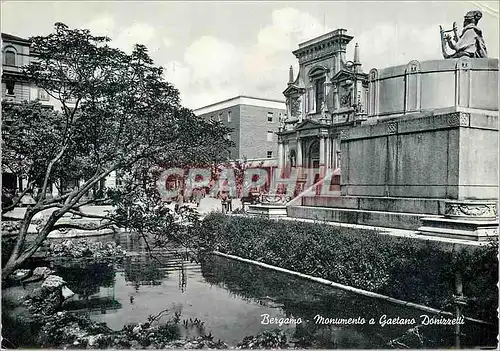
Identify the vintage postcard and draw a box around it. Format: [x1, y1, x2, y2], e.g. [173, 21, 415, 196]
[1, 1, 498, 349]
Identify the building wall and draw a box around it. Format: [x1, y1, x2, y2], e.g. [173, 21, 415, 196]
[195, 97, 285, 160]
[196, 105, 242, 159]
[239, 104, 282, 159]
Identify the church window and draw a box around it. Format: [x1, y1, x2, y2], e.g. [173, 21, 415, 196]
[315, 77, 326, 111]
[4, 50, 16, 66]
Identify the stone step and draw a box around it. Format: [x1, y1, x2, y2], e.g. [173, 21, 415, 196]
[420, 216, 499, 231]
[417, 226, 498, 241]
[287, 205, 438, 230]
[300, 196, 444, 215]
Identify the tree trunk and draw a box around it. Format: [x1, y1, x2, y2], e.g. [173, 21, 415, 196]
[2, 260, 20, 280]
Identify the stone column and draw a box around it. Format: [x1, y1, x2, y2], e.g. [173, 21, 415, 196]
[278, 140, 285, 171]
[333, 84, 339, 111]
[326, 137, 332, 170]
[319, 135, 326, 175]
[332, 138, 337, 169]
[284, 143, 290, 170]
[296, 137, 303, 179]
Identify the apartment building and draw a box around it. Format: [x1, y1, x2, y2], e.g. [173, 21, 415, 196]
[193, 95, 286, 161]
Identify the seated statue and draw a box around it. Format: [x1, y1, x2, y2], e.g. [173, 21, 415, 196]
[440, 10, 487, 59]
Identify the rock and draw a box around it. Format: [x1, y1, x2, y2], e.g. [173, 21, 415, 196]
[41, 275, 66, 290]
[33, 266, 54, 278]
[61, 286, 75, 300]
[86, 334, 102, 346]
[13, 269, 31, 280]
[130, 340, 140, 349]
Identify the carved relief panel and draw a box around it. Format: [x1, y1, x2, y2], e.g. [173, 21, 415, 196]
[290, 96, 300, 118]
[339, 82, 354, 108]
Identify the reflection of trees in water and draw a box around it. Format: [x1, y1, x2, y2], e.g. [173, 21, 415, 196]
[178, 262, 187, 293]
[55, 261, 115, 298]
[200, 255, 392, 348]
[123, 256, 167, 287]
[200, 255, 492, 349]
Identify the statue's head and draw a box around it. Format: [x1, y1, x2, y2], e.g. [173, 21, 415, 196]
[464, 10, 482, 26]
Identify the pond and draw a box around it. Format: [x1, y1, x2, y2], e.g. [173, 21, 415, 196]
[31, 232, 499, 348]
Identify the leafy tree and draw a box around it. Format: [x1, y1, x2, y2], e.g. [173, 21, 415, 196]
[1, 23, 232, 278]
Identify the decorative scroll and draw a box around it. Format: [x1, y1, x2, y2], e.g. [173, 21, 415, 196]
[261, 193, 292, 205]
[387, 123, 397, 134]
[339, 129, 349, 139]
[445, 201, 498, 219]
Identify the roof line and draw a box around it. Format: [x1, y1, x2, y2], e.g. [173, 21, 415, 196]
[2, 32, 31, 43]
[193, 95, 285, 111]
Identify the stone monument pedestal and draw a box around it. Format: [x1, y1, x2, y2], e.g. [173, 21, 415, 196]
[247, 193, 290, 219]
[418, 200, 498, 241]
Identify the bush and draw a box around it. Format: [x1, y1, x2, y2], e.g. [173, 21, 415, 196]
[198, 213, 498, 323]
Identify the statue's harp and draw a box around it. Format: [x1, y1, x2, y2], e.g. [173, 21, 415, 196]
[440, 22, 458, 58]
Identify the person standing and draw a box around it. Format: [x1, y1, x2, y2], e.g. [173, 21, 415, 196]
[227, 193, 233, 213]
[175, 191, 184, 213]
[219, 191, 228, 214]
[193, 188, 201, 207]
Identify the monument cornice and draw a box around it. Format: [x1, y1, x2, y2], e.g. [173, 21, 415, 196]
[342, 111, 498, 141]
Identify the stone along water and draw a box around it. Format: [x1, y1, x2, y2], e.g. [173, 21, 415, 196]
[44, 232, 497, 348]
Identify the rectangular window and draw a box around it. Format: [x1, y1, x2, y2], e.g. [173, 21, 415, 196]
[38, 88, 49, 101]
[315, 78, 326, 112]
[267, 112, 273, 122]
[227, 111, 232, 122]
[267, 151, 273, 158]
[267, 131, 273, 142]
[5, 51, 15, 66]
[218, 113, 222, 122]
[5, 80, 15, 95]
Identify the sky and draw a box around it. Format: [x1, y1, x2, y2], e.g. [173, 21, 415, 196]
[2, 1, 499, 110]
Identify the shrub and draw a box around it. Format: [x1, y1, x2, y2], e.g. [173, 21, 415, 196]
[198, 213, 498, 323]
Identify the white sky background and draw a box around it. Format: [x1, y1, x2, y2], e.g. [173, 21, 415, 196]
[2, 1, 499, 110]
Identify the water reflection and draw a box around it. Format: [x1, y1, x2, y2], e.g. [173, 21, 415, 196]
[200, 255, 497, 348]
[49, 233, 496, 348]
[123, 256, 167, 288]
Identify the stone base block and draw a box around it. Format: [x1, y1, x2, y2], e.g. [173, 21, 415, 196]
[301, 196, 444, 215]
[418, 217, 498, 241]
[287, 205, 437, 230]
[247, 204, 288, 218]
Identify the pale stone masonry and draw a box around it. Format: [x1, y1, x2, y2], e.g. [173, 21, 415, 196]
[277, 27, 498, 241]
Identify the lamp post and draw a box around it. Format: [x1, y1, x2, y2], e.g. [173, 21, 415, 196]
[453, 271, 467, 349]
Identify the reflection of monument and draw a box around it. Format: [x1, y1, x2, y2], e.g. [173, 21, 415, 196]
[281, 13, 498, 240]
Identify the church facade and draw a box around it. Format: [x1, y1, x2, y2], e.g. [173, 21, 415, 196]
[277, 29, 368, 182]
